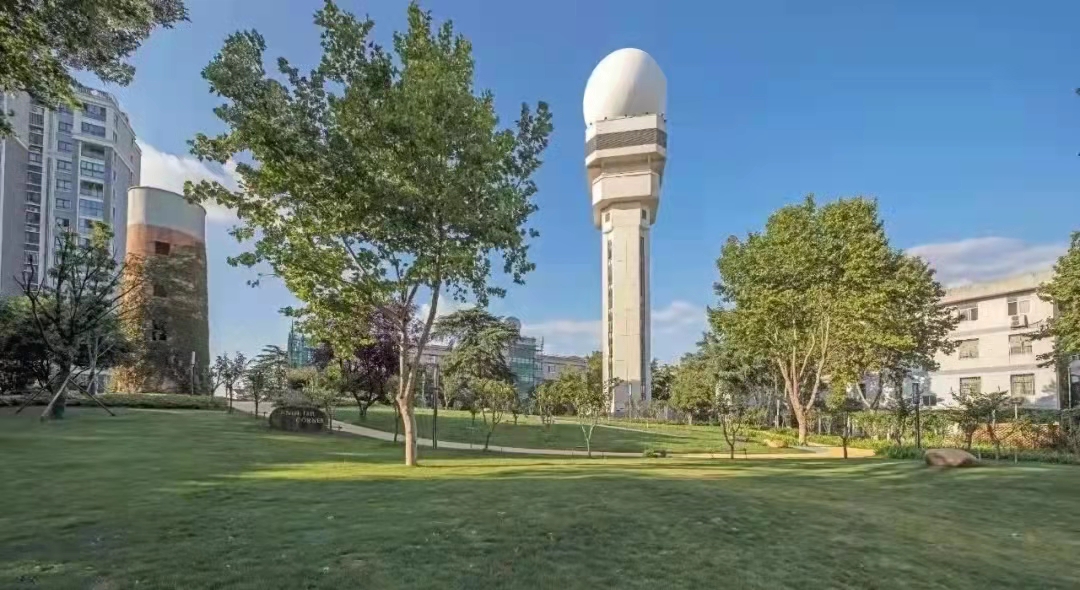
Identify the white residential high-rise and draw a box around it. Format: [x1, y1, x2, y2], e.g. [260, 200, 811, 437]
[0, 85, 141, 295]
[583, 48, 667, 414]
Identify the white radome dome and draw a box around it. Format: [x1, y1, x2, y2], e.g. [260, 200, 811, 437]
[583, 48, 666, 125]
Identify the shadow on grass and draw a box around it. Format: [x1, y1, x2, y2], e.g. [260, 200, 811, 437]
[3, 407, 1080, 590]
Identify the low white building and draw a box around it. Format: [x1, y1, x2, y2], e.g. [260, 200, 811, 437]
[927, 270, 1062, 409]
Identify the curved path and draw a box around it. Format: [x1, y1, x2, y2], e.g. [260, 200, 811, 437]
[232, 401, 874, 459]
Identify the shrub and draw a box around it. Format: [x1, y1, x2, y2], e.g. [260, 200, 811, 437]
[642, 448, 668, 458]
[876, 444, 1080, 466]
[0, 393, 226, 410]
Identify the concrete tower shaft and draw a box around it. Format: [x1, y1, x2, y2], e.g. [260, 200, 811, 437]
[583, 49, 667, 414]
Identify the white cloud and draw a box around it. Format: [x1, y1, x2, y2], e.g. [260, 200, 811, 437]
[137, 140, 240, 222]
[523, 299, 706, 362]
[908, 237, 1065, 287]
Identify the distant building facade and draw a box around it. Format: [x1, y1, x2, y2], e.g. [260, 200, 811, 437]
[416, 338, 587, 403]
[0, 86, 140, 295]
[287, 324, 317, 368]
[926, 270, 1063, 409]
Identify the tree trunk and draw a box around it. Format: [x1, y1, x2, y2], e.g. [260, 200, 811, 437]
[794, 405, 808, 444]
[397, 395, 417, 465]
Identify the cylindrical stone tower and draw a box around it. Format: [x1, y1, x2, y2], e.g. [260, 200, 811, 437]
[583, 48, 667, 414]
[114, 186, 209, 393]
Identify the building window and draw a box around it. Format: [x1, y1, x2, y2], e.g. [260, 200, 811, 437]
[1006, 295, 1030, 316]
[82, 122, 107, 137]
[56, 217, 70, 228]
[1009, 334, 1033, 356]
[80, 161, 106, 179]
[959, 377, 982, 397]
[79, 218, 96, 232]
[29, 132, 44, 146]
[956, 304, 978, 322]
[150, 321, 168, 341]
[25, 211, 40, 225]
[30, 112, 44, 126]
[56, 198, 71, 209]
[81, 143, 107, 159]
[25, 231, 39, 245]
[57, 160, 72, 172]
[58, 121, 72, 133]
[56, 178, 72, 191]
[83, 103, 107, 121]
[1010, 374, 1035, 397]
[28, 151, 42, 164]
[57, 140, 73, 152]
[154, 241, 171, 255]
[604, 211, 610, 223]
[27, 171, 42, 185]
[957, 339, 979, 359]
[79, 180, 104, 198]
[921, 393, 938, 407]
[153, 283, 168, 298]
[79, 199, 104, 219]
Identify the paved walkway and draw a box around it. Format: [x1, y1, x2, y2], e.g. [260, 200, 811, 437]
[232, 401, 873, 459]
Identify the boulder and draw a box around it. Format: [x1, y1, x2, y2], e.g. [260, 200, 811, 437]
[924, 448, 978, 468]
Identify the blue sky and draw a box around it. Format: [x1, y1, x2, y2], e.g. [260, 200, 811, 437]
[85, 0, 1080, 362]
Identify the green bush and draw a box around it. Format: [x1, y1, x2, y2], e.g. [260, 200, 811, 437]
[642, 448, 669, 458]
[0, 393, 226, 410]
[875, 444, 1080, 466]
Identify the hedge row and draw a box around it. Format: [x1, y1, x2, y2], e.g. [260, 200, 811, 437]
[877, 444, 1080, 466]
[0, 393, 226, 410]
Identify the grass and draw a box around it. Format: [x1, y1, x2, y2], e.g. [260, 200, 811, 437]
[335, 405, 790, 454]
[3, 408, 1080, 589]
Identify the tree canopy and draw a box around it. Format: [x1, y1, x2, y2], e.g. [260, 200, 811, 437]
[186, 1, 552, 465]
[1037, 232, 1080, 374]
[712, 196, 954, 442]
[0, 0, 188, 135]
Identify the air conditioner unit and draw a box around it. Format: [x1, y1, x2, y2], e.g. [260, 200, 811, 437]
[1010, 315, 1028, 328]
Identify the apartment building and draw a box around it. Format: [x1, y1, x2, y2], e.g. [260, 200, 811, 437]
[0, 86, 141, 295]
[416, 340, 588, 401]
[927, 270, 1061, 409]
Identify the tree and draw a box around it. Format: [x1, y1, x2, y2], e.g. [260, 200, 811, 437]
[949, 388, 1012, 455]
[1036, 232, 1080, 409]
[434, 309, 518, 384]
[650, 359, 675, 402]
[245, 363, 270, 416]
[186, 1, 552, 466]
[0, 297, 50, 395]
[551, 369, 610, 458]
[824, 389, 863, 459]
[472, 378, 516, 451]
[17, 225, 139, 418]
[0, 0, 188, 135]
[670, 354, 715, 425]
[533, 380, 562, 429]
[254, 345, 288, 391]
[712, 197, 950, 444]
[215, 352, 246, 412]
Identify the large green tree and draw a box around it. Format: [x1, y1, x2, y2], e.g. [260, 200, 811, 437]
[0, 0, 188, 135]
[433, 308, 519, 407]
[1036, 232, 1080, 408]
[669, 353, 715, 424]
[712, 197, 951, 443]
[186, 1, 552, 465]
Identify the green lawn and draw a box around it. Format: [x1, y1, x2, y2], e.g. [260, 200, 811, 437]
[336, 404, 789, 454]
[3, 408, 1080, 589]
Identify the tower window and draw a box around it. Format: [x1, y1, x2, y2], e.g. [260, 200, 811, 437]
[153, 283, 168, 298]
[154, 241, 171, 255]
[150, 321, 168, 341]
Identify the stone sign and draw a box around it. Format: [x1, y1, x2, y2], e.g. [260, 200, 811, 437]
[268, 406, 328, 433]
